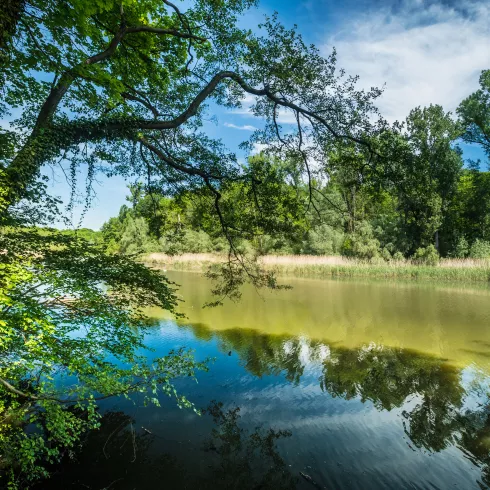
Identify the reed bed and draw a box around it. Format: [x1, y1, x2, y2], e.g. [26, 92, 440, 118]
[143, 253, 490, 283]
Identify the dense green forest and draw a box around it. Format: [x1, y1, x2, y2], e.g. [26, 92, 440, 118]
[100, 97, 490, 263]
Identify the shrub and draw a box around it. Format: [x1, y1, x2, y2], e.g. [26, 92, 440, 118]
[305, 224, 344, 255]
[212, 236, 230, 252]
[392, 251, 405, 262]
[412, 245, 439, 266]
[119, 216, 158, 254]
[453, 236, 469, 258]
[369, 256, 386, 265]
[379, 247, 392, 262]
[342, 222, 381, 260]
[161, 229, 214, 254]
[255, 235, 296, 255]
[469, 239, 490, 259]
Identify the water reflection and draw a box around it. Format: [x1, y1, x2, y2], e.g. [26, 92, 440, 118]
[36, 311, 490, 489]
[41, 401, 297, 489]
[183, 322, 490, 485]
[165, 270, 490, 371]
[202, 401, 297, 489]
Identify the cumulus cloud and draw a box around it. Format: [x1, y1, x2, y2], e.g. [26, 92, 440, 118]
[224, 122, 258, 131]
[325, 0, 490, 122]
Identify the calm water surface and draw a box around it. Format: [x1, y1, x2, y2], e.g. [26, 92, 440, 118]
[43, 272, 490, 489]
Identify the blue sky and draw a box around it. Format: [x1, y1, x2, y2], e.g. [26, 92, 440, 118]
[41, 0, 490, 229]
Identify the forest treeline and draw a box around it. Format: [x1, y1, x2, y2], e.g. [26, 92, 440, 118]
[92, 81, 490, 264]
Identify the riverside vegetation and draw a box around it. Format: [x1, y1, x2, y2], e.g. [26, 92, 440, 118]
[95, 75, 490, 280]
[144, 253, 490, 283]
[0, 0, 489, 488]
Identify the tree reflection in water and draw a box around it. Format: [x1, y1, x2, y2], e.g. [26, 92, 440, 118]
[38, 323, 490, 489]
[39, 401, 297, 489]
[202, 400, 297, 489]
[185, 322, 490, 485]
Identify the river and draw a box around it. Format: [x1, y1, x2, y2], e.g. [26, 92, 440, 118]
[42, 271, 490, 489]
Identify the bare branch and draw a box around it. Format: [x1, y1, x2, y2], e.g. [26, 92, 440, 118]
[138, 137, 224, 180]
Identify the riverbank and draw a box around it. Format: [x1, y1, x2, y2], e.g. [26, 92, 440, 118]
[143, 253, 490, 283]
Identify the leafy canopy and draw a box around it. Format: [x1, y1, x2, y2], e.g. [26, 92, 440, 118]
[0, 0, 385, 485]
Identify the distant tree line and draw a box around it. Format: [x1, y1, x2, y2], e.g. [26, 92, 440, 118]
[98, 73, 490, 264]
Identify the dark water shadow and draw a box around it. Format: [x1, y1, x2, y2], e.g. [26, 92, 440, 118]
[37, 400, 297, 490]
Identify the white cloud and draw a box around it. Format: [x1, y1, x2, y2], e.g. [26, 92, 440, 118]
[251, 142, 268, 155]
[224, 122, 258, 131]
[231, 92, 258, 117]
[324, 0, 490, 122]
[231, 93, 298, 124]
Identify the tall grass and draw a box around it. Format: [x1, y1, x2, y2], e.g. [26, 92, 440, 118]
[143, 253, 490, 283]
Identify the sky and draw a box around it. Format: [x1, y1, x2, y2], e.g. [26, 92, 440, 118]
[41, 0, 490, 229]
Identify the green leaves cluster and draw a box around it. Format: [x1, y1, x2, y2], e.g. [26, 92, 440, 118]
[0, 227, 208, 487]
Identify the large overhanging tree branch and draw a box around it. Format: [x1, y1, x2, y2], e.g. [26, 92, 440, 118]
[0, 0, 386, 307]
[0, 2, 386, 484]
[1, 2, 383, 215]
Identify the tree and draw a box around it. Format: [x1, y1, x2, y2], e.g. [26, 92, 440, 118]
[379, 105, 463, 255]
[0, 0, 383, 485]
[445, 163, 490, 251]
[457, 69, 490, 158]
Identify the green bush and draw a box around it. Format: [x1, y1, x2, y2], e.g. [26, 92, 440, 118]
[160, 229, 214, 254]
[412, 245, 440, 266]
[119, 216, 158, 254]
[342, 222, 381, 260]
[255, 235, 296, 255]
[392, 251, 406, 262]
[212, 236, 230, 252]
[369, 256, 386, 265]
[379, 247, 392, 261]
[453, 236, 469, 258]
[469, 239, 490, 259]
[305, 224, 344, 255]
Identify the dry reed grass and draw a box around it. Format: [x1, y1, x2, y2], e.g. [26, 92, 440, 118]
[259, 255, 351, 266]
[145, 252, 221, 264]
[143, 252, 490, 283]
[145, 252, 490, 269]
[439, 258, 490, 269]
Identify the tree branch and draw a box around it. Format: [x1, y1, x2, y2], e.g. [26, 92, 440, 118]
[121, 92, 160, 118]
[69, 71, 374, 153]
[138, 137, 224, 180]
[125, 25, 206, 42]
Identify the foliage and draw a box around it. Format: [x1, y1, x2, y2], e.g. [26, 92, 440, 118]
[302, 224, 344, 256]
[99, 89, 490, 263]
[452, 236, 469, 258]
[457, 70, 490, 159]
[412, 245, 440, 266]
[0, 0, 387, 485]
[0, 227, 208, 487]
[341, 221, 381, 260]
[469, 239, 490, 259]
[377, 105, 463, 255]
[0, 0, 488, 484]
[119, 215, 158, 254]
